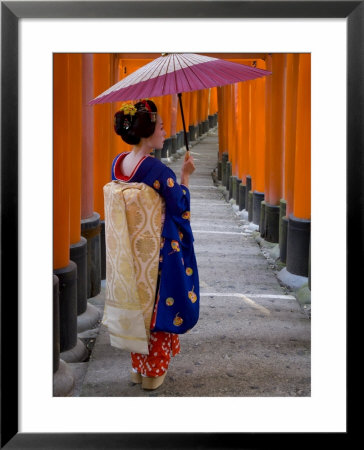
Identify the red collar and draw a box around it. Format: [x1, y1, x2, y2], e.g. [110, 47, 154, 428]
[113, 152, 148, 181]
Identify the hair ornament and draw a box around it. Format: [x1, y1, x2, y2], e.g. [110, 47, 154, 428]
[140, 99, 152, 112]
[138, 99, 157, 122]
[119, 103, 137, 116]
[123, 117, 131, 130]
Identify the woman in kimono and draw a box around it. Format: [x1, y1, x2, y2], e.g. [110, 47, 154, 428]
[112, 99, 199, 390]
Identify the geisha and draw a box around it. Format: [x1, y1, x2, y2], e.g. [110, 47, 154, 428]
[108, 99, 199, 390]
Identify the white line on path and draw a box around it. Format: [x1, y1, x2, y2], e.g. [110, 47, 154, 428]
[200, 292, 296, 300]
[192, 230, 243, 235]
[191, 203, 230, 206]
[200, 293, 271, 315]
[199, 292, 297, 315]
[249, 294, 296, 300]
[189, 185, 218, 189]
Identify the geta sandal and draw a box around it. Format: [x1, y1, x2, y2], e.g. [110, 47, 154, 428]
[130, 371, 142, 384]
[142, 372, 167, 390]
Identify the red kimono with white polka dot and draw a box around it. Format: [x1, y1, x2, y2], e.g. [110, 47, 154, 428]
[131, 331, 180, 377]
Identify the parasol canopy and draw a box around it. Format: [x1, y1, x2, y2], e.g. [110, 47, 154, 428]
[90, 53, 271, 151]
[90, 53, 270, 105]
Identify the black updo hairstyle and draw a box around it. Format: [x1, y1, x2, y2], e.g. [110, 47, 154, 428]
[114, 99, 158, 145]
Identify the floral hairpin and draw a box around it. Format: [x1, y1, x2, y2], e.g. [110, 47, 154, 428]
[119, 103, 137, 130]
[119, 103, 137, 116]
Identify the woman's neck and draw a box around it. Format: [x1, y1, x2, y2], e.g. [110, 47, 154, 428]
[120, 144, 150, 178]
[131, 142, 151, 157]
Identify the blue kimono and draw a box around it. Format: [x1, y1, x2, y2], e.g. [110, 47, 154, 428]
[111, 152, 199, 334]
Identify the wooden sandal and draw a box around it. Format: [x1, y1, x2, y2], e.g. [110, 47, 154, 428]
[130, 371, 142, 384]
[142, 372, 167, 390]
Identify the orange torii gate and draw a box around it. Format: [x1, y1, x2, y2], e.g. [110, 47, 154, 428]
[52, 52, 217, 395]
[217, 53, 311, 279]
[52, 52, 310, 395]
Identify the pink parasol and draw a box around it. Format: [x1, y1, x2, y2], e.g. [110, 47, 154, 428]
[90, 53, 271, 151]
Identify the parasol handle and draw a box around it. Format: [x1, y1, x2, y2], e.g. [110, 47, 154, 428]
[177, 92, 190, 155]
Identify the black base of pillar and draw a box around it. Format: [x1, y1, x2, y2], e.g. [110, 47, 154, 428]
[176, 132, 182, 149]
[260, 201, 266, 237]
[229, 176, 235, 200]
[248, 191, 253, 222]
[70, 236, 88, 315]
[230, 176, 236, 201]
[264, 203, 280, 243]
[279, 199, 287, 246]
[171, 135, 177, 155]
[235, 178, 241, 205]
[186, 131, 191, 148]
[179, 130, 189, 149]
[253, 191, 265, 225]
[161, 141, 167, 159]
[189, 125, 198, 141]
[279, 199, 287, 262]
[203, 119, 209, 133]
[225, 161, 232, 190]
[308, 242, 311, 290]
[54, 261, 78, 353]
[161, 137, 171, 159]
[208, 115, 214, 128]
[239, 183, 246, 211]
[280, 216, 289, 263]
[221, 152, 228, 186]
[194, 125, 199, 140]
[53, 274, 60, 373]
[217, 161, 222, 181]
[286, 214, 311, 277]
[100, 221, 106, 280]
[245, 176, 252, 211]
[81, 212, 101, 299]
[198, 122, 203, 136]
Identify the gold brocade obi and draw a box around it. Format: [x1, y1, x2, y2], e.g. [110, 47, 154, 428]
[102, 181, 165, 355]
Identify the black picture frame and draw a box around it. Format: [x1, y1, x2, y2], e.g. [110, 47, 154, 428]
[1, 1, 358, 448]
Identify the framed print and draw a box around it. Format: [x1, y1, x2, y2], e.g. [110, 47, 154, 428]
[1, 0, 359, 448]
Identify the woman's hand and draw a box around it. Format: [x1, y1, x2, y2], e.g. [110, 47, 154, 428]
[181, 151, 195, 186]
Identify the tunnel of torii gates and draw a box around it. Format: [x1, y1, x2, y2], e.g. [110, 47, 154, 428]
[53, 53, 310, 384]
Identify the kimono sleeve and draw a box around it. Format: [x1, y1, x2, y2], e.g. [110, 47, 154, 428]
[153, 166, 190, 217]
